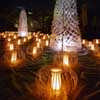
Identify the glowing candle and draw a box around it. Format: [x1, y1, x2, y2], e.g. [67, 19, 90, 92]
[9, 43, 14, 51]
[37, 42, 40, 48]
[82, 39, 85, 45]
[3, 35, 7, 38]
[1, 33, 4, 36]
[45, 40, 49, 46]
[32, 47, 37, 55]
[17, 39, 21, 45]
[51, 69, 62, 91]
[35, 34, 38, 38]
[28, 35, 32, 40]
[88, 41, 92, 47]
[38, 39, 41, 43]
[96, 39, 99, 44]
[36, 38, 39, 41]
[91, 44, 95, 51]
[23, 38, 27, 42]
[8, 34, 11, 36]
[11, 51, 17, 64]
[7, 38, 11, 42]
[43, 35, 46, 40]
[13, 35, 17, 39]
[63, 55, 69, 67]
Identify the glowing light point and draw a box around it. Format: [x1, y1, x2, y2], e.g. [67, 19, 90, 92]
[23, 37, 27, 42]
[96, 39, 99, 44]
[37, 42, 40, 48]
[32, 47, 37, 55]
[7, 38, 11, 42]
[82, 39, 86, 45]
[17, 39, 21, 45]
[9, 43, 14, 51]
[45, 40, 49, 46]
[63, 55, 69, 67]
[13, 35, 17, 39]
[91, 44, 95, 51]
[51, 68, 62, 91]
[11, 51, 17, 64]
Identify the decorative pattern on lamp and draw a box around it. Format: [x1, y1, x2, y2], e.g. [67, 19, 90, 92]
[50, 0, 82, 52]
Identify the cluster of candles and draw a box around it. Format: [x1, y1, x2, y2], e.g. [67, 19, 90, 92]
[82, 39, 100, 57]
[0, 32, 50, 66]
[50, 51, 78, 95]
[30, 32, 50, 57]
[82, 39, 100, 51]
[1, 32, 77, 98]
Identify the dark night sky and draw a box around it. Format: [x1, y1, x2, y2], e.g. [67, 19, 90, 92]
[0, 0, 53, 10]
[0, 0, 100, 35]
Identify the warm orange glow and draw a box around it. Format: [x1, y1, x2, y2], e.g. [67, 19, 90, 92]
[38, 39, 41, 43]
[37, 42, 40, 48]
[88, 41, 92, 47]
[1, 33, 4, 36]
[91, 44, 95, 51]
[35, 34, 38, 38]
[13, 35, 17, 39]
[28, 35, 32, 40]
[36, 38, 39, 41]
[51, 68, 62, 91]
[82, 39, 85, 45]
[7, 38, 11, 42]
[3, 35, 7, 38]
[63, 55, 69, 67]
[11, 51, 17, 64]
[96, 39, 99, 44]
[17, 39, 21, 45]
[8, 34, 11, 37]
[9, 43, 14, 51]
[32, 47, 37, 55]
[23, 38, 27, 42]
[43, 35, 46, 40]
[45, 40, 49, 46]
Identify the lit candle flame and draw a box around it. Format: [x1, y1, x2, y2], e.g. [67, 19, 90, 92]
[28, 35, 32, 40]
[11, 51, 17, 64]
[88, 41, 92, 47]
[36, 38, 39, 41]
[9, 43, 14, 51]
[45, 40, 49, 46]
[43, 36, 46, 40]
[32, 47, 37, 55]
[82, 39, 85, 45]
[3, 35, 7, 38]
[39, 39, 41, 43]
[91, 44, 95, 51]
[63, 55, 69, 67]
[23, 38, 27, 42]
[96, 39, 99, 44]
[51, 69, 62, 91]
[37, 42, 40, 48]
[7, 38, 11, 42]
[17, 39, 21, 45]
[13, 35, 17, 39]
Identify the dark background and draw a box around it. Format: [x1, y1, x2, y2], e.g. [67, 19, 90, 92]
[0, 0, 100, 39]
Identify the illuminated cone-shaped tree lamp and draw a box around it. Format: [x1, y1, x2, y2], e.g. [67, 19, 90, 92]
[18, 9, 28, 37]
[50, 0, 82, 52]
